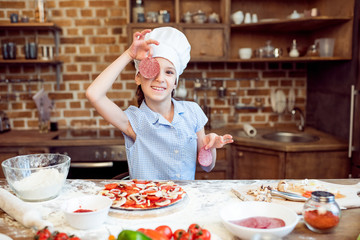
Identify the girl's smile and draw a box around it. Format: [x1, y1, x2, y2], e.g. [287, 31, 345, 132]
[136, 57, 177, 99]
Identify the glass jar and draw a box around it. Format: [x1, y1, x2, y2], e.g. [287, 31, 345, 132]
[302, 191, 341, 233]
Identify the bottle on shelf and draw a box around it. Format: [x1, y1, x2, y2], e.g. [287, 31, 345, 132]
[34, 0, 47, 23]
[132, 0, 145, 23]
[289, 39, 300, 57]
[50, 100, 58, 132]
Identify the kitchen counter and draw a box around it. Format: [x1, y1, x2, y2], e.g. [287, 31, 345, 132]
[0, 129, 125, 147]
[227, 126, 348, 152]
[0, 178, 359, 240]
[0, 127, 347, 152]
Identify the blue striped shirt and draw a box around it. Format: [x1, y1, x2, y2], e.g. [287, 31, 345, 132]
[123, 99, 208, 180]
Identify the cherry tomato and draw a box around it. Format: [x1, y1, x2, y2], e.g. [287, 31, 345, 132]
[34, 227, 51, 240]
[155, 225, 173, 240]
[53, 232, 69, 240]
[194, 228, 211, 240]
[137, 228, 168, 240]
[178, 232, 190, 240]
[104, 183, 118, 190]
[188, 223, 201, 239]
[68, 237, 81, 240]
[173, 229, 187, 240]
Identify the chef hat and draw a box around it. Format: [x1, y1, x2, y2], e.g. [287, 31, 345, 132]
[135, 27, 191, 84]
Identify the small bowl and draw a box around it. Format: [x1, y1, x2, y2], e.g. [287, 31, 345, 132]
[239, 48, 252, 59]
[220, 202, 299, 240]
[193, 11, 207, 24]
[1, 153, 70, 202]
[63, 195, 112, 230]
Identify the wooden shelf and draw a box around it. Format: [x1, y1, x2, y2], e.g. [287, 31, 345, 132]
[0, 22, 62, 90]
[128, 22, 227, 28]
[0, 59, 62, 65]
[227, 56, 351, 62]
[128, 0, 355, 63]
[0, 22, 61, 31]
[230, 16, 352, 32]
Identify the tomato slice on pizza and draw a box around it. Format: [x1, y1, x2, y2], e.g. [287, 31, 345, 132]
[99, 179, 186, 210]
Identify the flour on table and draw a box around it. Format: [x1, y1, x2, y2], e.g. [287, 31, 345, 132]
[12, 169, 65, 200]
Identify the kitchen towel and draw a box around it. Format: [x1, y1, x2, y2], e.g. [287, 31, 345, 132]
[32, 88, 52, 122]
[0, 188, 53, 230]
[243, 123, 257, 137]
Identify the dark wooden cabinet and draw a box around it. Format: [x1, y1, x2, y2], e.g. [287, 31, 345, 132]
[195, 145, 232, 179]
[233, 145, 350, 179]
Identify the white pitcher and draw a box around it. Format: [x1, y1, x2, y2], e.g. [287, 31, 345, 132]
[231, 11, 244, 24]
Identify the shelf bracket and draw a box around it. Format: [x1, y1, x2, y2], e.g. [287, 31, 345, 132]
[53, 29, 60, 56]
[56, 64, 61, 90]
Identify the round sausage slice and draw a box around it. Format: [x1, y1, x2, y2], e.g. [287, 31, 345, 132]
[198, 146, 212, 167]
[138, 57, 160, 79]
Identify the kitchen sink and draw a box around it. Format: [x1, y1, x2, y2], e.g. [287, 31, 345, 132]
[262, 132, 320, 143]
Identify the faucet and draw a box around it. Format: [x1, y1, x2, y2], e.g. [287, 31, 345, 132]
[291, 107, 305, 131]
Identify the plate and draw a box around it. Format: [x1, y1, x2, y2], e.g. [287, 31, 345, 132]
[270, 89, 277, 113]
[287, 89, 296, 112]
[275, 90, 286, 114]
[0, 234, 12, 240]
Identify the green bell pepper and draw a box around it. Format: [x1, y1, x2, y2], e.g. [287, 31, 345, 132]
[117, 230, 152, 240]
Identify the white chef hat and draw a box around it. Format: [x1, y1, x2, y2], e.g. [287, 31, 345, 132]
[134, 27, 191, 84]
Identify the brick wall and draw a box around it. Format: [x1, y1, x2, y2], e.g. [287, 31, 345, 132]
[0, 0, 307, 130]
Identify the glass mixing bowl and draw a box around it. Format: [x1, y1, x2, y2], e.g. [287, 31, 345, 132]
[1, 153, 70, 202]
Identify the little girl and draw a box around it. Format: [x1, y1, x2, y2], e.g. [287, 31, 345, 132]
[86, 27, 233, 180]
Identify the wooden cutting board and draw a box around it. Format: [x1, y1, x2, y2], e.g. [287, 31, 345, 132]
[232, 180, 360, 214]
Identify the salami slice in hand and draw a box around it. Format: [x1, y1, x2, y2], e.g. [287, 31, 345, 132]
[138, 57, 160, 79]
[198, 146, 212, 167]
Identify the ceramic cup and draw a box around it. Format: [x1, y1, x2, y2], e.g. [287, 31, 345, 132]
[315, 38, 335, 57]
[10, 13, 18, 23]
[239, 48, 252, 59]
[6, 42, 16, 59]
[252, 13, 258, 23]
[25, 43, 38, 59]
[231, 11, 244, 24]
[244, 12, 251, 24]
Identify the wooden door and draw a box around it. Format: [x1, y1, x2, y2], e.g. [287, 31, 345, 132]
[351, 7, 360, 177]
[233, 146, 285, 179]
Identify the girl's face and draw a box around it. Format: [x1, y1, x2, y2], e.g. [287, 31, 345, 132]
[136, 57, 177, 103]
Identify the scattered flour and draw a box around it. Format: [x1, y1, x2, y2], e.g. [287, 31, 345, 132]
[12, 169, 65, 201]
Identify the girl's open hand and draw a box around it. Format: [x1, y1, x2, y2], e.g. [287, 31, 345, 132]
[203, 133, 233, 150]
[127, 29, 159, 60]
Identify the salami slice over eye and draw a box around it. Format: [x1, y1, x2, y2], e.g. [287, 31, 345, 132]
[138, 57, 160, 79]
[198, 146, 212, 167]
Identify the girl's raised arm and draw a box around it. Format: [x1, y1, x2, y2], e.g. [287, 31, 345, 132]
[86, 30, 158, 139]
